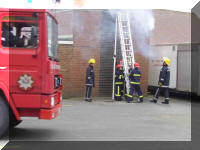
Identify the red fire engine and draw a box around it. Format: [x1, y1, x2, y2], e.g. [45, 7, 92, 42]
[0, 9, 62, 137]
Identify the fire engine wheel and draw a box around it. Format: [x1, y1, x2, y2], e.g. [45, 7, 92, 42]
[0, 96, 9, 137]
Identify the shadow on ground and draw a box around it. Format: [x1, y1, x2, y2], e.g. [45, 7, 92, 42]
[9, 128, 57, 141]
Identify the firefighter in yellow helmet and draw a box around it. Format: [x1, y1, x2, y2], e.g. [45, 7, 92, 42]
[85, 58, 96, 102]
[150, 57, 171, 104]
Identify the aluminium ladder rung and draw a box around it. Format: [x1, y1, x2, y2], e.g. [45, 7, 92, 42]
[124, 50, 132, 51]
[124, 56, 133, 58]
[121, 32, 130, 36]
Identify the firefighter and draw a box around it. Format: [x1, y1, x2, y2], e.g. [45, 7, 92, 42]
[119, 60, 125, 97]
[126, 62, 143, 103]
[114, 63, 125, 101]
[150, 57, 170, 104]
[85, 58, 95, 102]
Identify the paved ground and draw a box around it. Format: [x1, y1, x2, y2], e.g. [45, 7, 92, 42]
[7, 95, 191, 141]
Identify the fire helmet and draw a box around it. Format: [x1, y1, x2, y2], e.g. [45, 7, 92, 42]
[163, 57, 170, 66]
[88, 58, 96, 64]
[116, 64, 121, 69]
[134, 62, 140, 68]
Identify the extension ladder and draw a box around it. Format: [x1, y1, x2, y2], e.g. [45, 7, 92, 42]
[118, 11, 135, 94]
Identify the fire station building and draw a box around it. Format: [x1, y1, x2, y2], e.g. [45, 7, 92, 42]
[50, 9, 190, 99]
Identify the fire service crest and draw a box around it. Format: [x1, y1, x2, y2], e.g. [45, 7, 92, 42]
[18, 74, 34, 90]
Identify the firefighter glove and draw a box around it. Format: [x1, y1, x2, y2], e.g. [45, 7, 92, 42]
[158, 82, 163, 86]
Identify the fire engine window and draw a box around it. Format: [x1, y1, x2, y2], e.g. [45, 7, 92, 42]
[47, 15, 58, 59]
[1, 19, 38, 49]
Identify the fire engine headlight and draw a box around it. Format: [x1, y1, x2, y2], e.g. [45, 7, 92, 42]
[51, 97, 55, 107]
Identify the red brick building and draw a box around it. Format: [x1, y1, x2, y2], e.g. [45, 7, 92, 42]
[50, 9, 190, 99]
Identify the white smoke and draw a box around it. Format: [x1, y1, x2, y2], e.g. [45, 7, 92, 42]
[108, 9, 155, 58]
[129, 10, 155, 58]
[131, 10, 155, 32]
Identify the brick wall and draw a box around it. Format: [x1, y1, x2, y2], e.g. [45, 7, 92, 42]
[59, 10, 102, 98]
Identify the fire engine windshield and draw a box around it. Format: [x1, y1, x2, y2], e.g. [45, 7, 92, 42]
[47, 15, 58, 61]
[1, 16, 38, 48]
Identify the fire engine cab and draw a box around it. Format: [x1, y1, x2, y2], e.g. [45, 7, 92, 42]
[0, 9, 62, 137]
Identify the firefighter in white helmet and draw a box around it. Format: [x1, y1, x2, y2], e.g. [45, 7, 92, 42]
[85, 58, 96, 102]
[150, 57, 171, 104]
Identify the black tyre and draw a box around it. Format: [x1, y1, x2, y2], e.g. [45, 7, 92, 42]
[0, 96, 9, 137]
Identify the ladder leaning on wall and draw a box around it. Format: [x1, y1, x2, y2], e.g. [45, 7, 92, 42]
[112, 11, 135, 99]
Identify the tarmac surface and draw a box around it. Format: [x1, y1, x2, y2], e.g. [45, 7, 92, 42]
[6, 94, 191, 141]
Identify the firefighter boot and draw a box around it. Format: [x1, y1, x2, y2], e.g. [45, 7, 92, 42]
[162, 99, 169, 104]
[88, 99, 92, 102]
[126, 100, 132, 103]
[85, 98, 90, 102]
[138, 98, 143, 103]
[150, 99, 157, 103]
